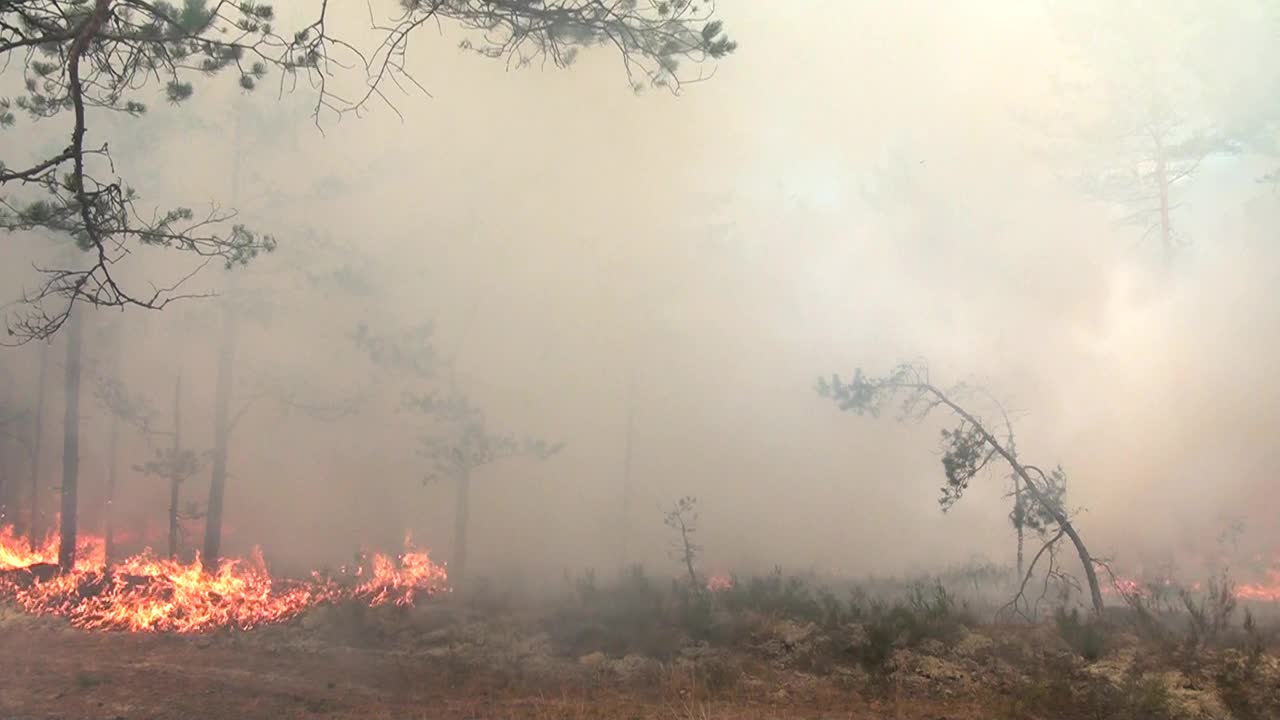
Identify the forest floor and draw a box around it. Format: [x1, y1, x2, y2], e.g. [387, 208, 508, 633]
[0, 610, 985, 720]
[2, 576, 1278, 720]
[0, 611, 974, 720]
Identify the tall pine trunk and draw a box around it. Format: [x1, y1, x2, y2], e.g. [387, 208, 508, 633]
[167, 372, 183, 560]
[26, 341, 49, 542]
[202, 309, 236, 569]
[57, 309, 83, 571]
[451, 469, 471, 583]
[201, 98, 242, 571]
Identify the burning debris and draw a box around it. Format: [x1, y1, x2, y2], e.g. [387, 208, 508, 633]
[0, 526, 447, 633]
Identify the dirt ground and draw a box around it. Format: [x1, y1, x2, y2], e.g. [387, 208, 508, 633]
[0, 611, 976, 720]
[5, 587, 1274, 720]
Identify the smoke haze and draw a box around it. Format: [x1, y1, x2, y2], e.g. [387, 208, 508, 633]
[2, 0, 1278, 585]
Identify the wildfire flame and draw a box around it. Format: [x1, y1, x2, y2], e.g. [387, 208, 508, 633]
[1104, 569, 1280, 604]
[706, 573, 734, 592]
[1232, 570, 1280, 603]
[355, 541, 449, 608]
[0, 526, 447, 633]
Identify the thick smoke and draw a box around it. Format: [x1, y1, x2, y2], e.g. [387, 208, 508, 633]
[1, 0, 1277, 585]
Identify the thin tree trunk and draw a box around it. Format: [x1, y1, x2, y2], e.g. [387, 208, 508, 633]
[1005, 465, 1101, 612]
[452, 468, 471, 583]
[103, 326, 122, 566]
[681, 522, 699, 590]
[990, 451, 1103, 614]
[1155, 143, 1174, 267]
[26, 341, 49, 542]
[1055, 520, 1105, 614]
[1158, 173, 1173, 265]
[1014, 474, 1024, 581]
[620, 376, 636, 566]
[168, 372, 183, 561]
[201, 99, 241, 571]
[104, 407, 119, 566]
[0, 431, 9, 527]
[925, 384, 1105, 614]
[57, 308, 83, 572]
[202, 309, 236, 569]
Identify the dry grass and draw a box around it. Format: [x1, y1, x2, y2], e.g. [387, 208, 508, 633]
[5, 567, 1280, 720]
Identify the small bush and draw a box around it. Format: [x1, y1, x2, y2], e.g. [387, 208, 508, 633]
[716, 568, 825, 623]
[1003, 657, 1179, 720]
[1212, 609, 1280, 720]
[675, 580, 713, 640]
[1241, 607, 1267, 661]
[1003, 656, 1077, 717]
[441, 645, 478, 690]
[1108, 582, 1182, 650]
[1181, 572, 1237, 650]
[902, 581, 968, 642]
[815, 585, 846, 629]
[693, 655, 741, 696]
[1054, 606, 1107, 661]
[857, 604, 899, 673]
[1115, 668, 1179, 720]
[546, 565, 682, 660]
[852, 582, 970, 673]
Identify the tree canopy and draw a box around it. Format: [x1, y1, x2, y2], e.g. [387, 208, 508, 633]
[1, 0, 734, 340]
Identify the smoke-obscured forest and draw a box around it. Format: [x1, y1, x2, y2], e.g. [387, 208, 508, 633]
[2, 2, 1280, 718]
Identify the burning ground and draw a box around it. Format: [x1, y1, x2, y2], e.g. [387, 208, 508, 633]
[4, 545, 1280, 720]
[0, 526, 447, 633]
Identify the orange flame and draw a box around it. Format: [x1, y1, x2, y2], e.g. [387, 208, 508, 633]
[1105, 568, 1280, 604]
[706, 573, 734, 592]
[353, 535, 449, 608]
[1236, 570, 1280, 602]
[0, 526, 447, 633]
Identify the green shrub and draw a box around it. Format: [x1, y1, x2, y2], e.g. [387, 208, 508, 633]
[716, 568, 825, 622]
[1212, 609, 1280, 720]
[1116, 668, 1179, 719]
[693, 655, 741, 696]
[857, 602, 899, 673]
[1003, 657, 1179, 720]
[546, 565, 681, 659]
[853, 582, 970, 673]
[1181, 572, 1237, 650]
[675, 579, 713, 640]
[903, 581, 967, 641]
[1054, 606, 1107, 661]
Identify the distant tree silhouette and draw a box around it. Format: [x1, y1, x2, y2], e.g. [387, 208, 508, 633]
[353, 322, 561, 582]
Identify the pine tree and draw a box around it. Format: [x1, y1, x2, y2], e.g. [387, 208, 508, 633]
[1, 0, 734, 340]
